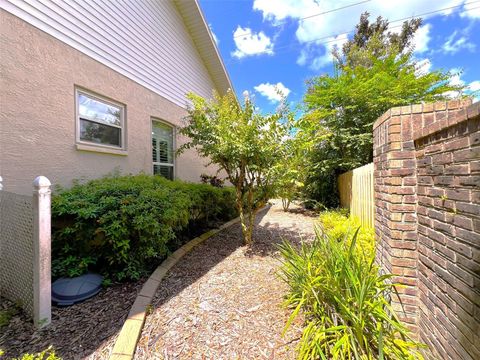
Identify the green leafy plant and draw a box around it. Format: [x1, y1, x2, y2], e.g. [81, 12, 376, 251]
[51, 253, 97, 278]
[180, 90, 292, 244]
[51, 174, 236, 281]
[12, 347, 60, 360]
[318, 210, 375, 260]
[279, 221, 424, 359]
[273, 137, 306, 211]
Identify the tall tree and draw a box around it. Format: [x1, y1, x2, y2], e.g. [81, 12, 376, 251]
[334, 12, 422, 68]
[300, 13, 465, 208]
[179, 90, 291, 244]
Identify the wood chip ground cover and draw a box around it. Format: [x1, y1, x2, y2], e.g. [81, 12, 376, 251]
[0, 281, 143, 359]
[0, 201, 315, 359]
[136, 202, 316, 359]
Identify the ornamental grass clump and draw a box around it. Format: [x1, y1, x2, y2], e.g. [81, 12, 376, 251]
[279, 221, 424, 359]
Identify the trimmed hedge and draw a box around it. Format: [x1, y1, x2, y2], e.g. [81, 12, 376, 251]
[51, 174, 237, 281]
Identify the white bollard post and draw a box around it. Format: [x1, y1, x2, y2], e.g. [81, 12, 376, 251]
[0, 175, 3, 190]
[33, 176, 51, 328]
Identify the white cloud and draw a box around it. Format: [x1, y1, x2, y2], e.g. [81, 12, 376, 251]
[468, 80, 480, 102]
[415, 58, 432, 76]
[253, 0, 311, 23]
[443, 68, 465, 98]
[442, 71, 479, 100]
[209, 24, 219, 45]
[469, 80, 480, 92]
[412, 24, 431, 54]
[449, 68, 465, 86]
[253, 0, 480, 69]
[254, 82, 291, 102]
[253, 0, 462, 43]
[297, 33, 349, 70]
[232, 26, 273, 58]
[442, 30, 476, 54]
[461, 1, 480, 19]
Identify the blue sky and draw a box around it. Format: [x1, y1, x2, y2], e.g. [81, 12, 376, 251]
[200, 0, 480, 113]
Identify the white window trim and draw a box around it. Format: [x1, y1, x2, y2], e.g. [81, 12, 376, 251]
[75, 87, 127, 152]
[151, 119, 176, 179]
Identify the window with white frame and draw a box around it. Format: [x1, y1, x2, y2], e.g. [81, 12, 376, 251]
[76, 89, 125, 148]
[152, 121, 174, 180]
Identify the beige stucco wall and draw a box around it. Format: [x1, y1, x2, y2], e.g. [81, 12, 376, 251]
[0, 11, 217, 195]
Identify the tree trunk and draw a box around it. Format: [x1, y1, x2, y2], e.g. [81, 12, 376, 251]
[244, 187, 256, 245]
[234, 163, 250, 244]
[235, 189, 249, 244]
[246, 209, 257, 245]
[233, 166, 259, 245]
[282, 198, 291, 211]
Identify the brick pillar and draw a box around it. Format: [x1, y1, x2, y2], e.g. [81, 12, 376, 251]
[373, 105, 419, 330]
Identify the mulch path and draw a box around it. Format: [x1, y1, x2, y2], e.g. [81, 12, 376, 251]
[0, 281, 143, 359]
[136, 201, 316, 359]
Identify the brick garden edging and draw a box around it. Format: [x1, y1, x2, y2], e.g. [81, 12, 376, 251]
[108, 216, 243, 360]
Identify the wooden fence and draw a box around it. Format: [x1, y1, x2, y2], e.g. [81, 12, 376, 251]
[338, 163, 374, 228]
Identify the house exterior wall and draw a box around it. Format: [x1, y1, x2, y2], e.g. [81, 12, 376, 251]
[0, 0, 217, 106]
[373, 99, 480, 360]
[0, 10, 217, 194]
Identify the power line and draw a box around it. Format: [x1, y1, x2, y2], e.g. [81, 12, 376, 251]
[228, 1, 480, 60]
[233, 0, 372, 39]
[300, 0, 371, 21]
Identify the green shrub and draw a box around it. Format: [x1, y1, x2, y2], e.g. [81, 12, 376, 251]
[279, 227, 424, 359]
[318, 209, 375, 261]
[51, 174, 236, 281]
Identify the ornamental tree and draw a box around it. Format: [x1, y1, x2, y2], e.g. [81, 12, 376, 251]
[273, 136, 306, 211]
[179, 90, 291, 245]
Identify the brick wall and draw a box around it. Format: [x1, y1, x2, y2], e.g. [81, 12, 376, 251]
[373, 99, 480, 359]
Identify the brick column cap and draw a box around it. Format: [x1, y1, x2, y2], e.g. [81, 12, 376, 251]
[373, 99, 475, 131]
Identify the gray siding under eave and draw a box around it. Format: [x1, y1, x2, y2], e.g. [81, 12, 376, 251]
[1, 0, 217, 106]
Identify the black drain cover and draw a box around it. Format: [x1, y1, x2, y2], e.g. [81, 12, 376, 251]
[52, 273, 103, 306]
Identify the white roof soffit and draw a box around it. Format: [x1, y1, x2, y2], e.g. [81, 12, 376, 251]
[174, 0, 234, 97]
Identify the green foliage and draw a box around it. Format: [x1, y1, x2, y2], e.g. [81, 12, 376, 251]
[273, 137, 306, 211]
[318, 210, 375, 260]
[279, 224, 424, 359]
[51, 254, 96, 278]
[334, 12, 422, 69]
[299, 13, 466, 208]
[12, 347, 61, 360]
[51, 174, 236, 281]
[180, 90, 291, 244]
